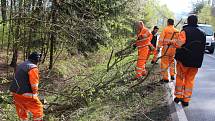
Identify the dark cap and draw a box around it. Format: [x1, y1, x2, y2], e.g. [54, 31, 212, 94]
[28, 52, 41, 62]
[187, 15, 198, 26]
[167, 19, 174, 25]
[153, 26, 159, 30]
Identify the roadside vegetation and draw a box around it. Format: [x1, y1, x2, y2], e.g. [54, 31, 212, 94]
[191, 0, 215, 28]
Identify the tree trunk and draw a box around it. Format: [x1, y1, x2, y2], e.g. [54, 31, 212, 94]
[10, 49, 18, 68]
[1, 0, 7, 49]
[7, 0, 13, 65]
[49, 0, 58, 69]
[10, 0, 23, 67]
[1, 0, 7, 25]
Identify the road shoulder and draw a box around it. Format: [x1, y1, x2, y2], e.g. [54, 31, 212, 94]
[165, 81, 188, 121]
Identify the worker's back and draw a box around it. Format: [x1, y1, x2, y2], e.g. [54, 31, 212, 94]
[175, 25, 206, 68]
[159, 25, 179, 46]
[10, 60, 37, 94]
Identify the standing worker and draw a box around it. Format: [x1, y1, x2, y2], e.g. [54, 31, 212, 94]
[172, 15, 206, 106]
[157, 19, 179, 83]
[133, 21, 152, 79]
[150, 26, 159, 64]
[10, 52, 43, 121]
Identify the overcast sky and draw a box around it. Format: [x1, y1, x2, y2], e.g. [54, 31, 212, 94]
[159, 0, 198, 18]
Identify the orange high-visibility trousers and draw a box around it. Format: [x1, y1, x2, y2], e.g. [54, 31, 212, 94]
[146, 48, 157, 63]
[174, 62, 198, 102]
[136, 46, 150, 78]
[13, 93, 43, 121]
[146, 44, 158, 63]
[160, 46, 176, 80]
[151, 48, 158, 63]
[170, 58, 175, 76]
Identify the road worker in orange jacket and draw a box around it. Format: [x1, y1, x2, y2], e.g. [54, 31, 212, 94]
[10, 52, 43, 121]
[157, 19, 179, 83]
[171, 15, 206, 106]
[133, 21, 152, 79]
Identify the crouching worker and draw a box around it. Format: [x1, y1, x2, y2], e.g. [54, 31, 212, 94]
[133, 21, 152, 79]
[10, 52, 43, 121]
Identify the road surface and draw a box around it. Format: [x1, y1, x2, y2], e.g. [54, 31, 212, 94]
[170, 53, 215, 121]
[183, 53, 215, 121]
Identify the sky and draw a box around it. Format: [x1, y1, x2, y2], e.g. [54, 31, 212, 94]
[159, 0, 197, 18]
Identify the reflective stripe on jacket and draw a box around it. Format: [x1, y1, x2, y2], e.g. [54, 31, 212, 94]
[136, 26, 152, 47]
[10, 60, 39, 96]
[158, 25, 179, 48]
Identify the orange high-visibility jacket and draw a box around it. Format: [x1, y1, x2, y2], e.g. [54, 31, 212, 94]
[29, 68, 39, 94]
[172, 31, 186, 48]
[158, 25, 179, 48]
[136, 26, 152, 48]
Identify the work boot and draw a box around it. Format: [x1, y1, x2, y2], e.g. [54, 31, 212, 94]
[174, 97, 182, 104]
[151, 61, 158, 64]
[182, 101, 189, 107]
[130, 76, 143, 81]
[171, 76, 175, 80]
[160, 79, 169, 83]
[159, 79, 165, 83]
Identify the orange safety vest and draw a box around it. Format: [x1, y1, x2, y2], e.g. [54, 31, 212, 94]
[158, 25, 179, 48]
[136, 26, 152, 48]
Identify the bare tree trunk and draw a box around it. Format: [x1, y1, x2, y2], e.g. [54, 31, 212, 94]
[10, 0, 23, 67]
[7, 0, 13, 65]
[9, 0, 18, 68]
[23, 0, 27, 61]
[1, 0, 7, 49]
[1, 23, 5, 50]
[10, 49, 18, 67]
[0, 0, 7, 23]
[49, 0, 58, 69]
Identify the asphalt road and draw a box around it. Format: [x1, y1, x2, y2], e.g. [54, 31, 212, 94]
[183, 53, 215, 121]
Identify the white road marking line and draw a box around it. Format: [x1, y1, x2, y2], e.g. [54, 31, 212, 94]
[206, 54, 215, 59]
[202, 69, 215, 71]
[167, 82, 188, 121]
